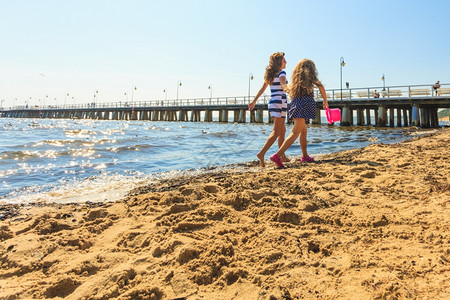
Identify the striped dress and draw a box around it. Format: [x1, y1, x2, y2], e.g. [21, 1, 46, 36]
[268, 70, 287, 118]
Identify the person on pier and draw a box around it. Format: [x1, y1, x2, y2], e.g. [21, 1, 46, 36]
[433, 81, 441, 96]
[374, 90, 380, 98]
[248, 52, 290, 167]
[269, 59, 329, 168]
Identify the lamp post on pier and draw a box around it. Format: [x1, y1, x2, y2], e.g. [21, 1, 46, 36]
[340, 57, 345, 100]
[64, 93, 69, 106]
[176, 81, 182, 101]
[248, 73, 254, 101]
[93, 90, 98, 107]
[163, 89, 167, 101]
[123, 92, 128, 104]
[208, 84, 213, 105]
[382, 74, 385, 91]
[131, 86, 137, 106]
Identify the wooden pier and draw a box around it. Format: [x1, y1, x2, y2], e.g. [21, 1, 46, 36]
[2, 84, 450, 128]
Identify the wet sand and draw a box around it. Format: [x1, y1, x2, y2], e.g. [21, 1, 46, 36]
[1, 129, 449, 299]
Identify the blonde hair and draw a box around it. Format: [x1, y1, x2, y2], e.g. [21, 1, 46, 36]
[286, 59, 320, 98]
[264, 52, 285, 85]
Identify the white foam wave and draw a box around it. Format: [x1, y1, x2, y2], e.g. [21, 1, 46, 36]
[0, 164, 256, 205]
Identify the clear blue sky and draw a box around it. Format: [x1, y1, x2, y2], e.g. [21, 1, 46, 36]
[1, 0, 449, 107]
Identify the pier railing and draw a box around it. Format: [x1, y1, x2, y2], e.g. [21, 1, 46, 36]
[315, 83, 449, 101]
[4, 83, 450, 110]
[10, 95, 271, 110]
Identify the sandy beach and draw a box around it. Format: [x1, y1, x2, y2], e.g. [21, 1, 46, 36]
[1, 129, 449, 299]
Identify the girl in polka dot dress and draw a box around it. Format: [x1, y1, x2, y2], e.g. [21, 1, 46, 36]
[270, 59, 329, 168]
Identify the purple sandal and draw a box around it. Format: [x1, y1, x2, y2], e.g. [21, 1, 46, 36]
[270, 154, 285, 168]
[301, 156, 315, 163]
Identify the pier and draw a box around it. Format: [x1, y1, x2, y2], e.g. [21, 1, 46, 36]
[1, 84, 450, 128]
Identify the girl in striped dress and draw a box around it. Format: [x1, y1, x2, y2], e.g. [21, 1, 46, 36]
[248, 52, 290, 167]
[270, 59, 329, 168]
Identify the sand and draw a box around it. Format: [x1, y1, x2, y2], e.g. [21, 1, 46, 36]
[1, 129, 449, 299]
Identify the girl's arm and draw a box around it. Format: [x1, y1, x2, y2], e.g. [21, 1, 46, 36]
[279, 75, 287, 90]
[316, 81, 328, 109]
[248, 82, 268, 111]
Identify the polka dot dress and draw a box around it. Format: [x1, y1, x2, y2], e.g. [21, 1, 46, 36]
[289, 94, 316, 122]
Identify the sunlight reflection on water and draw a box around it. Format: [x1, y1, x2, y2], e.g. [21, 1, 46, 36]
[0, 117, 436, 204]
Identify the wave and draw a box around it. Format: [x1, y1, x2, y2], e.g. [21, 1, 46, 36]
[0, 164, 257, 205]
[0, 118, 432, 205]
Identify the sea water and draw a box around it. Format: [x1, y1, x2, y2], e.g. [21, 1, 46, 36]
[0, 117, 442, 204]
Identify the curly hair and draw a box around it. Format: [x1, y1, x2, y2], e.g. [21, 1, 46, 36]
[286, 59, 319, 98]
[264, 52, 285, 85]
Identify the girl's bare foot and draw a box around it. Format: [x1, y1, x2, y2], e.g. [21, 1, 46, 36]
[281, 155, 290, 162]
[256, 153, 265, 167]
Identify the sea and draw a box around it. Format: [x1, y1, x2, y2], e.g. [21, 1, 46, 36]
[0, 117, 447, 205]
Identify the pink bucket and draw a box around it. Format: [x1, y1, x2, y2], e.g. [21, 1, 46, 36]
[326, 108, 341, 124]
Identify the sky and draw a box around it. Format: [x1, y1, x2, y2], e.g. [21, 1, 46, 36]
[1, 0, 449, 107]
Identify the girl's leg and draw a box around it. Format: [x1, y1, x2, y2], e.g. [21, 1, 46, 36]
[276, 119, 286, 148]
[299, 121, 308, 158]
[275, 118, 306, 158]
[256, 117, 286, 167]
[275, 118, 290, 162]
